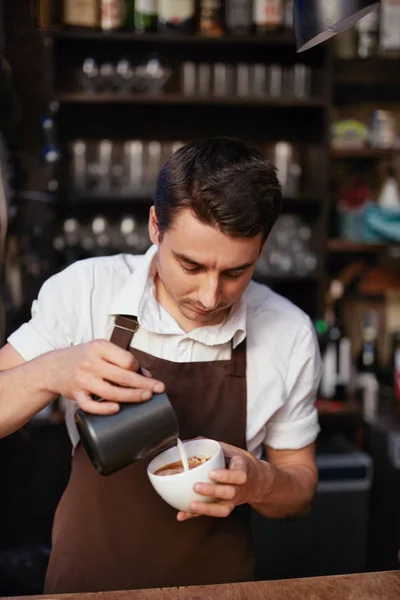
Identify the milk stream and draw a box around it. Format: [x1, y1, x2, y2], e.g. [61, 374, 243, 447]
[177, 438, 189, 472]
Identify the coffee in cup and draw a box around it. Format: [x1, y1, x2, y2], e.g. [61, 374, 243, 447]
[147, 439, 224, 512]
[154, 456, 210, 476]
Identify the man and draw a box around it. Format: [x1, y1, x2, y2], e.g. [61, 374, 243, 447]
[0, 138, 322, 593]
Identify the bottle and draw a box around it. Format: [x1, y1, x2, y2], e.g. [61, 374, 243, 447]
[356, 311, 381, 377]
[391, 331, 400, 404]
[158, 0, 196, 33]
[315, 319, 329, 358]
[135, 0, 158, 33]
[377, 166, 400, 209]
[379, 0, 400, 58]
[356, 8, 379, 58]
[333, 28, 357, 58]
[63, 0, 100, 28]
[253, 0, 284, 34]
[224, 0, 253, 35]
[100, 0, 124, 31]
[320, 280, 352, 402]
[200, 0, 223, 36]
[283, 0, 293, 30]
[125, 0, 135, 29]
[36, 0, 63, 29]
[71, 140, 88, 192]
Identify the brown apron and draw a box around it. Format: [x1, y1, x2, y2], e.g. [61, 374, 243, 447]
[44, 315, 254, 593]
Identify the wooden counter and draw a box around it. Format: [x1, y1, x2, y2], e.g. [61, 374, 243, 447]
[3, 571, 400, 600]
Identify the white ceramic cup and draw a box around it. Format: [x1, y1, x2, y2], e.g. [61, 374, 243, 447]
[147, 438, 224, 512]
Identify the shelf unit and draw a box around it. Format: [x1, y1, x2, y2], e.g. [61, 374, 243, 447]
[327, 239, 388, 253]
[329, 53, 400, 277]
[49, 28, 296, 46]
[4, 4, 333, 320]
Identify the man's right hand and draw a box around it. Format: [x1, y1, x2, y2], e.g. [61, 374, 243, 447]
[49, 340, 165, 415]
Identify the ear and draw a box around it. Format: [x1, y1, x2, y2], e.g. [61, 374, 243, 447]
[148, 206, 160, 246]
[260, 236, 268, 256]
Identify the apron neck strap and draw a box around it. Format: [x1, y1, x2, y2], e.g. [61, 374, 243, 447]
[110, 315, 246, 378]
[110, 315, 139, 350]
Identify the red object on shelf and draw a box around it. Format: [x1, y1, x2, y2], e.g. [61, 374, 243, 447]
[339, 181, 370, 210]
[316, 399, 344, 413]
[316, 399, 361, 414]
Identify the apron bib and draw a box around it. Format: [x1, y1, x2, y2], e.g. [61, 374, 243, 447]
[45, 315, 254, 592]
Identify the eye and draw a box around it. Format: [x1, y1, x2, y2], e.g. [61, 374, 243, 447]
[180, 264, 201, 274]
[224, 271, 245, 280]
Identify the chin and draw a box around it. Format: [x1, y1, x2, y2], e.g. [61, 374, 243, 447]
[180, 306, 208, 321]
[182, 305, 225, 325]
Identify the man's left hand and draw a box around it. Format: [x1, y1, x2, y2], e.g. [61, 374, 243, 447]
[177, 441, 272, 522]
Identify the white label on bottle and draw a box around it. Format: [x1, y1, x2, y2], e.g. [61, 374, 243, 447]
[136, 0, 157, 15]
[253, 0, 283, 26]
[64, 0, 98, 27]
[380, 0, 400, 50]
[158, 0, 195, 24]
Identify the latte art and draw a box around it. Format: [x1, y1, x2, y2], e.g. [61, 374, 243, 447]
[154, 456, 211, 476]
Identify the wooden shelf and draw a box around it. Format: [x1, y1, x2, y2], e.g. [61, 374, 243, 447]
[65, 192, 154, 204]
[49, 28, 295, 46]
[327, 239, 388, 253]
[331, 147, 398, 159]
[54, 92, 325, 108]
[334, 57, 400, 86]
[66, 191, 323, 204]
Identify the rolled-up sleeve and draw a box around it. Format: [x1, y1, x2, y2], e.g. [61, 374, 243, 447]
[7, 266, 80, 362]
[265, 323, 322, 450]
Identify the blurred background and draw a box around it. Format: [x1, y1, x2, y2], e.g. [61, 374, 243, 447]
[0, 0, 399, 596]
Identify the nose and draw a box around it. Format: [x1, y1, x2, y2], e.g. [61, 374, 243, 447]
[197, 274, 221, 310]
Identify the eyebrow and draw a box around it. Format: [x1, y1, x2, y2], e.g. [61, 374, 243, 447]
[172, 251, 255, 272]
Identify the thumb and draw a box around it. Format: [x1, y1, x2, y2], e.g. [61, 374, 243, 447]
[229, 454, 248, 472]
[141, 368, 153, 378]
[219, 441, 245, 458]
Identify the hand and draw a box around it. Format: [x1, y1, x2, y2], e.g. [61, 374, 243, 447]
[177, 442, 272, 521]
[47, 340, 165, 415]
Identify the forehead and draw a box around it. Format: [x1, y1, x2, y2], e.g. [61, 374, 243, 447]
[165, 208, 262, 267]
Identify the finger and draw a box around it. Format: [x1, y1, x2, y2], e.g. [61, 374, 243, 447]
[141, 368, 153, 378]
[209, 465, 247, 486]
[92, 356, 164, 393]
[92, 340, 140, 371]
[219, 441, 247, 458]
[177, 512, 201, 522]
[83, 374, 156, 403]
[74, 391, 120, 415]
[193, 482, 236, 501]
[189, 500, 235, 518]
[229, 455, 248, 472]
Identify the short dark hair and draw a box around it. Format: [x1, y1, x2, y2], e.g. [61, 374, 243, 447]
[154, 137, 282, 242]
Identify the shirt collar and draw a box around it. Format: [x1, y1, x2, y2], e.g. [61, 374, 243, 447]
[109, 244, 157, 318]
[109, 244, 247, 348]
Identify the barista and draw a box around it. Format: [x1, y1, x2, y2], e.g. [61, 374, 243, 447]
[0, 138, 321, 593]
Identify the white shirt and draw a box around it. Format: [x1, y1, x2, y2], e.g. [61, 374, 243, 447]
[8, 245, 322, 458]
